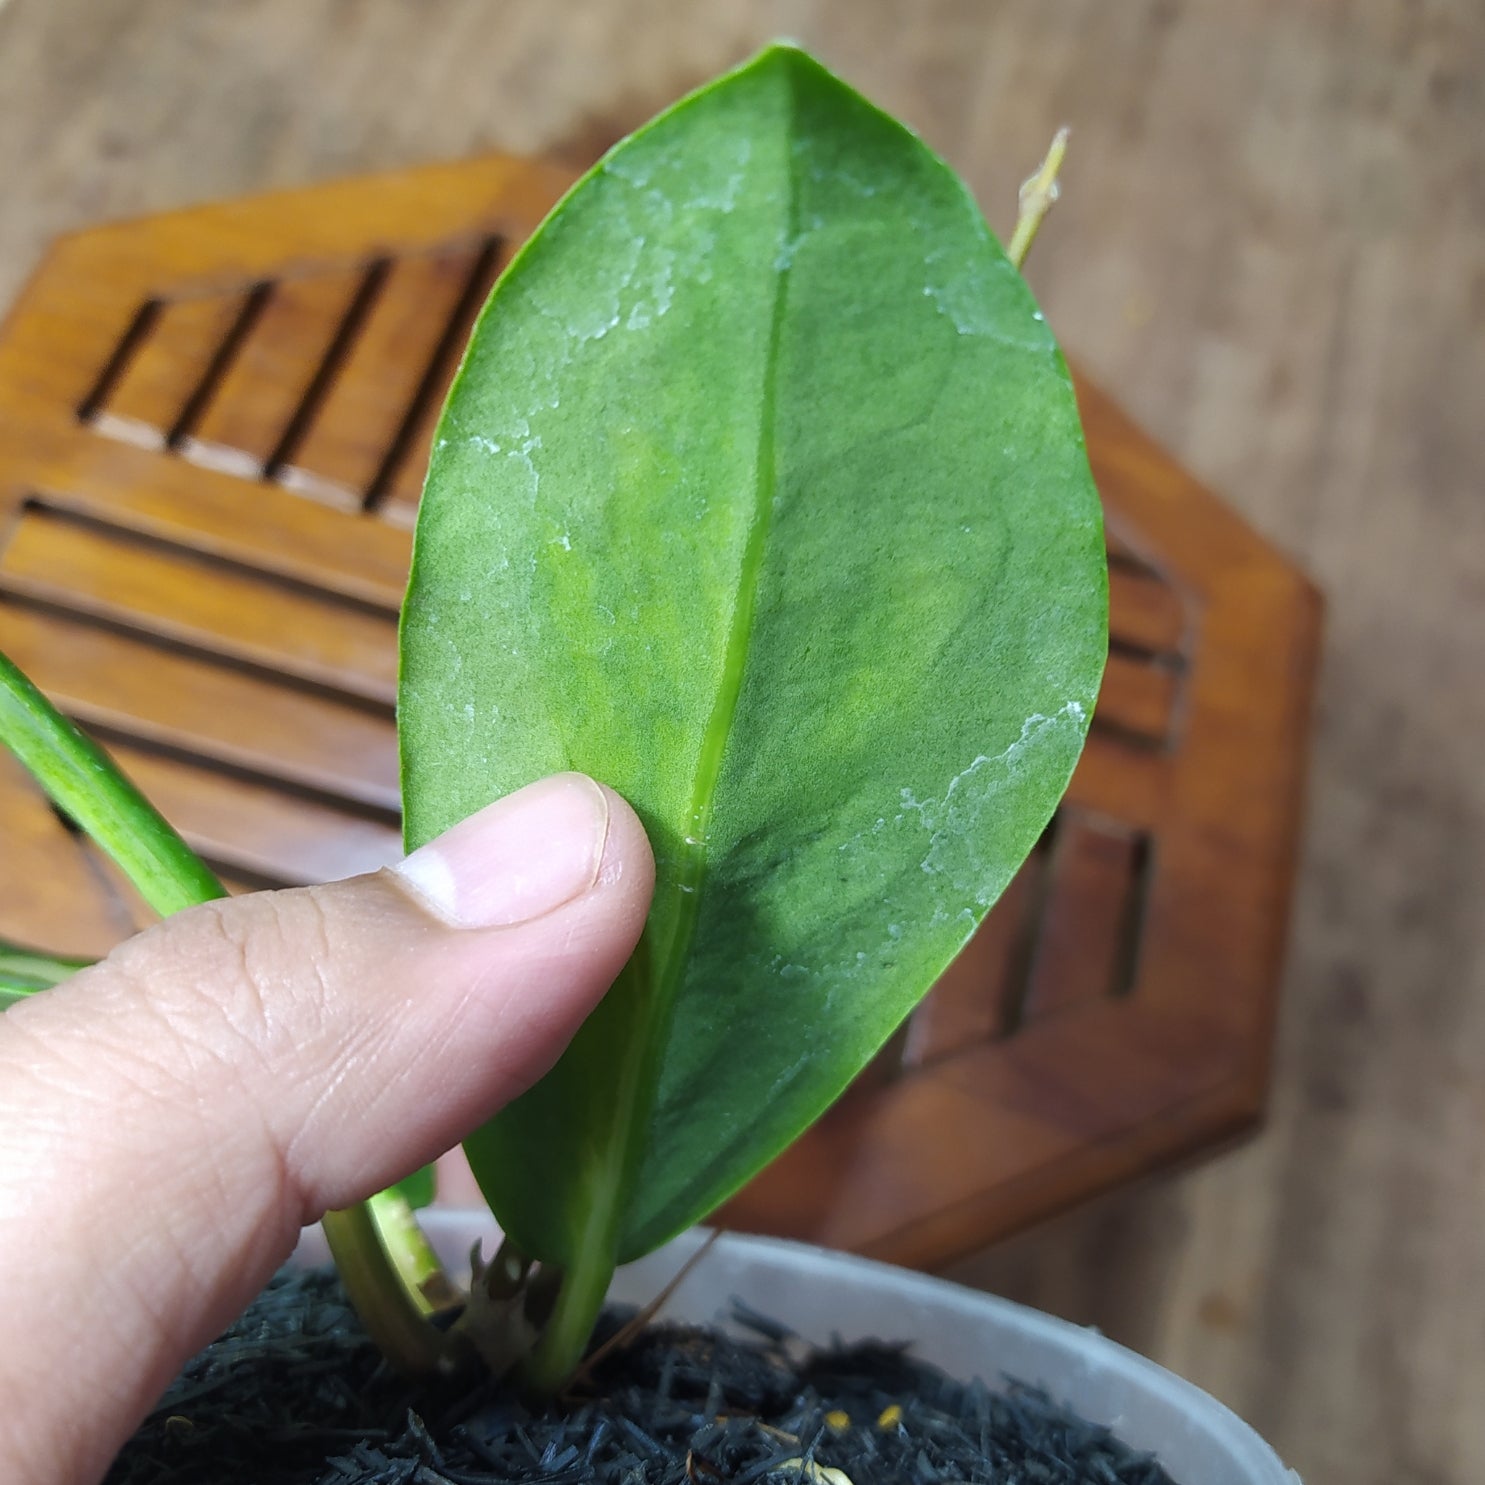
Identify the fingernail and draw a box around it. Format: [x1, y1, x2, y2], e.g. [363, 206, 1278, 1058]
[392, 774, 611, 928]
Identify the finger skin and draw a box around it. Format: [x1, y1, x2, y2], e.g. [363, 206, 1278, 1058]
[0, 783, 653, 1485]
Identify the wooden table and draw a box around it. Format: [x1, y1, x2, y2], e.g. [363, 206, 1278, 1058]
[0, 152, 1319, 1270]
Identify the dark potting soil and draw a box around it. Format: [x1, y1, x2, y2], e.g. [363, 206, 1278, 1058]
[106, 1266, 1181, 1485]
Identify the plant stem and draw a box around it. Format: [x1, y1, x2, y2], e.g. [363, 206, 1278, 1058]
[367, 1187, 460, 1312]
[519, 1249, 616, 1396]
[509, 941, 655, 1392]
[0, 939, 92, 1007]
[0, 979, 42, 1009]
[322, 1205, 452, 1375]
[0, 940, 92, 984]
[0, 648, 225, 916]
[1006, 126, 1069, 271]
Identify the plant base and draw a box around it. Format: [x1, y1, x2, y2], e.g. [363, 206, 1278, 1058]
[106, 1265, 1180, 1485]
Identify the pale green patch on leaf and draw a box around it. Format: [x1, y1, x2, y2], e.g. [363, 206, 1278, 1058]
[400, 44, 1106, 1292]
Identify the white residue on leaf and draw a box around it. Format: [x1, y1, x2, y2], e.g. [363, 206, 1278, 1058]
[774, 208, 827, 273]
[902, 700, 1087, 898]
[809, 160, 879, 199]
[602, 147, 665, 192]
[682, 135, 751, 214]
[919, 239, 1057, 347]
[623, 244, 676, 331]
[588, 133, 751, 333]
[767, 1053, 810, 1101]
[461, 421, 542, 509]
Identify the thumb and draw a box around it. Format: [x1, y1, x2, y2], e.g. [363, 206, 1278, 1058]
[0, 772, 653, 1485]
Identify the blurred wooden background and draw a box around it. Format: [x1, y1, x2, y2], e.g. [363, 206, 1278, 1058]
[0, 2, 1480, 1481]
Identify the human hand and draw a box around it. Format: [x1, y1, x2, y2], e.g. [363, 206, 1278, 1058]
[0, 773, 653, 1485]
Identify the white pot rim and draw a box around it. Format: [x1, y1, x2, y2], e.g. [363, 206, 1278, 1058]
[295, 1213, 1299, 1485]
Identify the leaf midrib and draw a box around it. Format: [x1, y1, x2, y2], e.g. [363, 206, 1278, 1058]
[604, 74, 801, 1257]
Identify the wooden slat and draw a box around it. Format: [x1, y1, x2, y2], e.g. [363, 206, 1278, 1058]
[1108, 564, 1188, 658]
[1062, 737, 1164, 834]
[1095, 650, 1179, 745]
[105, 739, 403, 886]
[78, 838, 156, 934]
[725, 996, 1253, 1266]
[214, 870, 284, 897]
[281, 244, 485, 504]
[0, 750, 136, 956]
[26, 432, 414, 606]
[902, 852, 1043, 1066]
[381, 245, 507, 519]
[380, 393, 439, 521]
[1020, 815, 1145, 1024]
[0, 600, 399, 810]
[89, 292, 249, 449]
[0, 505, 398, 703]
[180, 267, 367, 481]
[1102, 521, 1143, 565]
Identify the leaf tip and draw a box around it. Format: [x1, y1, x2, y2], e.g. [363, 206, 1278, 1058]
[745, 38, 830, 82]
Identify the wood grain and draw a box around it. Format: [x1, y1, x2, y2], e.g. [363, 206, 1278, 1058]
[1019, 814, 1146, 1025]
[105, 738, 403, 886]
[0, 4, 1479, 1482]
[179, 267, 368, 483]
[0, 504, 400, 701]
[280, 241, 488, 505]
[88, 291, 251, 449]
[0, 600, 399, 809]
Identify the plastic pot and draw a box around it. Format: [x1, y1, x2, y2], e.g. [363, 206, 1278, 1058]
[294, 1212, 1298, 1485]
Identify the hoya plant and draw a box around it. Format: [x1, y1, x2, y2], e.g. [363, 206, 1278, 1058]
[0, 46, 1105, 1391]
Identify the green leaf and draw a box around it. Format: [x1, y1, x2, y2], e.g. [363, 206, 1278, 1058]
[390, 1164, 436, 1211]
[401, 45, 1105, 1276]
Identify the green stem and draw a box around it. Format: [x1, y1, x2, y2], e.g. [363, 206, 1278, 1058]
[0, 939, 93, 1006]
[0, 648, 225, 916]
[1006, 126, 1069, 272]
[511, 940, 655, 1392]
[322, 1205, 452, 1375]
[519, 1250, 616, 1395]
[0, 940, 92, 984]
[367, 1187, 459, 1312]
